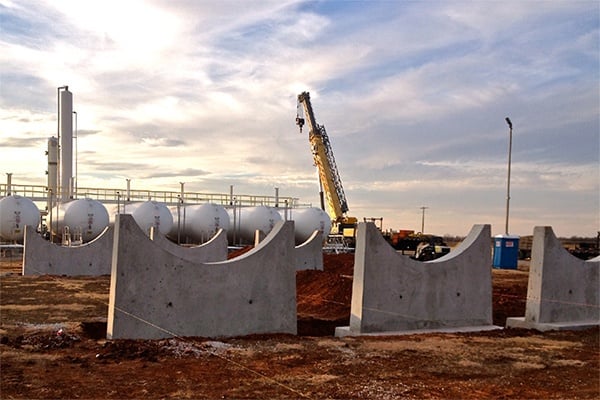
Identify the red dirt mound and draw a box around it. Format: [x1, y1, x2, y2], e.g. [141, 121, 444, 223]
[296, 253, 354, 335]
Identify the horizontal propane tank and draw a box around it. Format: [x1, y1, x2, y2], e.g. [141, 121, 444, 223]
[53, 198, 109, 242]
[169, 203, 230, 243]
[285, 207, 331, 244]
[0, 195, 40, 242]
[227, 205, 282, 244]
[107, 201, 173, 236]
[132, 200, 173, 236]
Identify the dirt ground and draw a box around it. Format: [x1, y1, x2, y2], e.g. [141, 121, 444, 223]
[1, 253, 598, 399]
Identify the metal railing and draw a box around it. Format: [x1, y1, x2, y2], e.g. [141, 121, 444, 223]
[0, 183, 306, 208]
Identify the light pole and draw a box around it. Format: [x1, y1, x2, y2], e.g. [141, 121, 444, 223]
[504, 117, 513, 235]
[420, 206, 428, 233]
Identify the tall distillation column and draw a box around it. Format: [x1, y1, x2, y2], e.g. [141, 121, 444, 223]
[47, 137, 59, 209]
[59, 88, 73, 201]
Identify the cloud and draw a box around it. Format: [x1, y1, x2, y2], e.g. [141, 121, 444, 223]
[0, 0, 597, 236]
[75, 129, 101, 137]
[0, 136, 48, 148]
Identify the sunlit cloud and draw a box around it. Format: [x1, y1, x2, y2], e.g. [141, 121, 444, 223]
[0, 0, 597, 236]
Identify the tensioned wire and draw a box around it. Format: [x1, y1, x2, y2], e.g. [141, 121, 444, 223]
[17, 261, 311, 399]
[12, 251, 599, 397]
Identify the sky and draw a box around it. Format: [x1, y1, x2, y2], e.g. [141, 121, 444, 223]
[1, 0, 598, 238]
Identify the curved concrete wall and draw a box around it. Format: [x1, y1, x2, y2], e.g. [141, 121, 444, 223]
[507, 226, 599, 331]
[22, 225, 114, 276]
[150, 228, 228, 263]
[294, 230, 324, 271]
[339, 222, 493, 335]
[22, 223, 227, 276]
[107, 214, 297, 340]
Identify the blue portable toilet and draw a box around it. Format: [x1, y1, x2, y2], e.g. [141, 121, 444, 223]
[493, 234, 520, 269]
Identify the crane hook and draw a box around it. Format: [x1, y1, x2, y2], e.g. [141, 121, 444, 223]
[296, 116, 305, 133]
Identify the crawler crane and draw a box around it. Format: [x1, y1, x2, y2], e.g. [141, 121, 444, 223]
[296, 91, 357, 241]
[295, 91, 450, 259]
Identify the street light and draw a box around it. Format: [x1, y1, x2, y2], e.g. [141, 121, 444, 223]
[504, 117, 513, 235]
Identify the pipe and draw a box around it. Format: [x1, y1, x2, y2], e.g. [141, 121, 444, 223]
[47, 188, 53, 239]
[56, 86, 68, 201]
[177, 195, 181, 245]
[72, 111, 77, 198]
[5, 173, 12, 196]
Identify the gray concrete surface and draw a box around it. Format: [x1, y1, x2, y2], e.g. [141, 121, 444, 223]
[150, 227, 228, 263]
[22, 225, 114, 276]
[22, 222, 227, 276]
[294, 230, 324, 271]
[506, 226, 599, 331]
[107, 214, 297, 340]
[336, 223, 494, 336]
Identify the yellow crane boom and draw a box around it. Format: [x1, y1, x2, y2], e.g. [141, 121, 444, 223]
[296, 92, 357, 236]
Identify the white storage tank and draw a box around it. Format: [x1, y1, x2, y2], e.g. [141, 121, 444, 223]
[228, 205, 282, 244]
[54, 198, 109, 242]
[105, 202, 141, 225]
[131, 200, 173, 236]
[289, 207, 331, 244]
[169, 203, 229, 243]
[105, 204, 119, 226]
[0, 195, 40, 242]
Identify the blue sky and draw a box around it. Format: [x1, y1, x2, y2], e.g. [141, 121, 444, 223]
[1, 0, 598, 237]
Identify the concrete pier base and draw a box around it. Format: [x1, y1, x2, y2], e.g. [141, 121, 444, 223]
[107, 214, 297, 340]
[335, 324, 502, 337]
[506, 226, 599, 331]
[295, 230, 323, 271]
[336, 223, 497, 337]
[505, 318, 598, 332]
[23, 225, 114, 276]
[150, 227, 228, 263]
[22, 222, 228, 276]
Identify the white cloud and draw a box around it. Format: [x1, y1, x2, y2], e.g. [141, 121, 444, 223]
[0, 0, 597, 237]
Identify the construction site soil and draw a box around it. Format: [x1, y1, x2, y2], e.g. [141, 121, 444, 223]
[1, 253, 598, 399]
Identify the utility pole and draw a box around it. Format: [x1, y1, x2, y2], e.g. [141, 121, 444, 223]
[420, 206, 428, 233]
[505, 117, 513, 235]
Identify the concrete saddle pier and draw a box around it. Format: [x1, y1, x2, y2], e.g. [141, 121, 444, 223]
[22, 222, 228, 276]
[253, 227, 323, 271]
[336, 222, 498, 337]
[22, 224, 114, 276]
[294, 230, 324, 271]
[150, 227, 228, 264]
[506, 226, 599, 331]
[107, 214, 297, 340]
